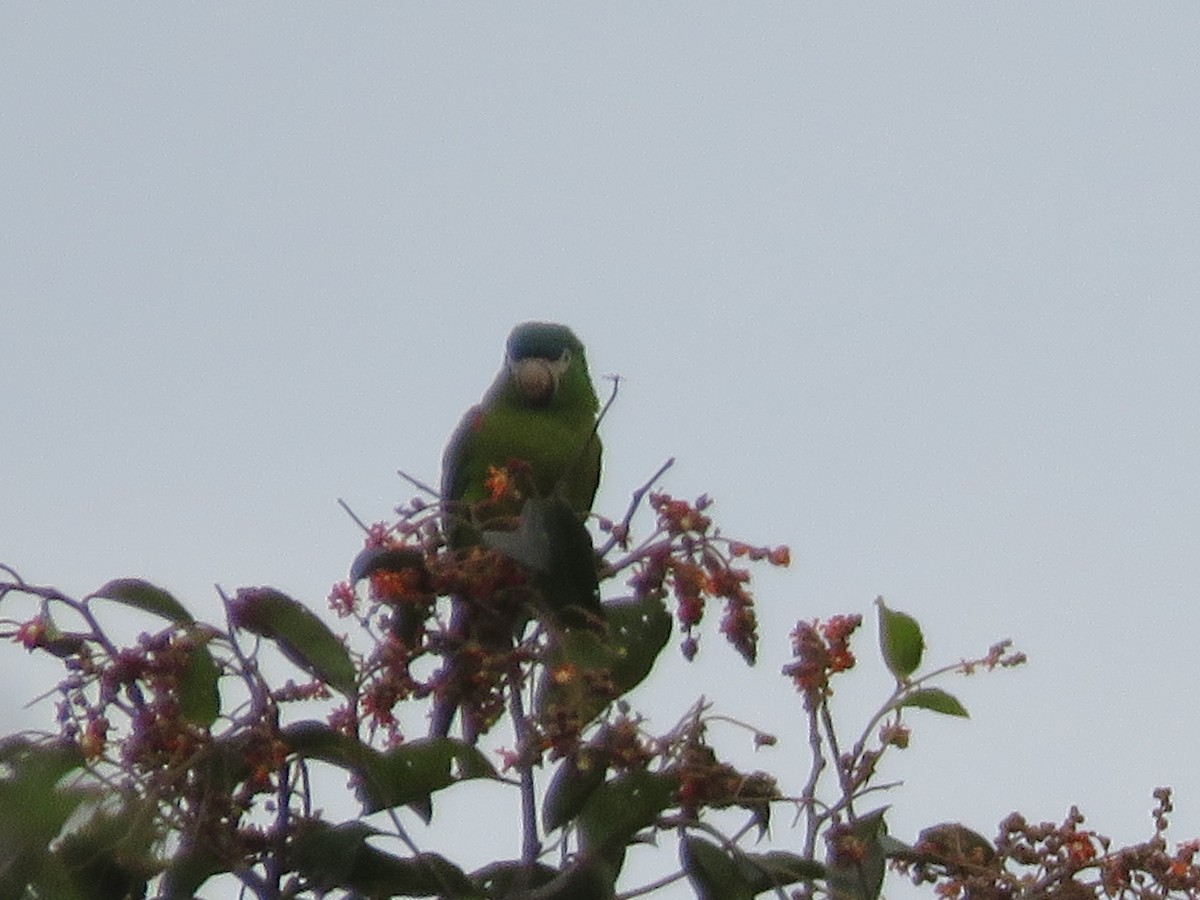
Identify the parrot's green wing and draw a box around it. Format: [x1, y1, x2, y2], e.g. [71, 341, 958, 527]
[441, 403, 486, 508]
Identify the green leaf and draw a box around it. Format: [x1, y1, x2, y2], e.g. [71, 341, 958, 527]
[282, 720, 363, 765]
[291, 819, 476, 897]
[282, 724, 498, 814]
[742, 850, 826, 891]
[229, 587, 356, 696]
[177, 629, 221, 728]
[0, 740, 92, 899]
[161, 843, 226, 899]
[604, 594, 673, 691]
[524, 856, 617, 900]
[54, 802, 162, 900]
[826, 808, 889, 900]
[878, 833, 916, 858]
[359, 738, 498, 814]
[578, 770, 676, 858]
[543, 746, 608, 833]
[896, 687, 969, 718]
[680, 836, 756, 900]
[472, 859, 559, 897]
[0, 736, 84, 780]
[681, 837, 824, 899]
[90, 578, 193, 624]
[192, 732, 255, 797]
[876, 597, 924, 680]
[537, 594, 672, 728]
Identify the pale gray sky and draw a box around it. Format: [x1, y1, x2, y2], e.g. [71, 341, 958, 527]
[3, 5, 1199, 897]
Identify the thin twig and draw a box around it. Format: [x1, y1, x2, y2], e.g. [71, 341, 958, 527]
[705, 713, 777, 747]
[615, 865, 688, 899]
[597, 456, 675, 557]
[799, 703, 826, 857]
[0, 563, 27, 584]
[555, 372, 621, 504]
[383, 807, 425, 858]
[508, 670, 541, 870]
[596, 373, 621, 426]
[337, 498, 372, 534]
[819, 702, 854, 819]
[396, 469, 441, 498]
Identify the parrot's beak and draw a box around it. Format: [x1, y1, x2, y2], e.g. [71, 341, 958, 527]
[512, 357, 558, 403]
[510, 351, 571, 405]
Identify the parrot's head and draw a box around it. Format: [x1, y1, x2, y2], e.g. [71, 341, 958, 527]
[504, 322, 595, 410]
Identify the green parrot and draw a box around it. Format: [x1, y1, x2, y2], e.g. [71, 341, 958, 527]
[431, 321, 603, 742]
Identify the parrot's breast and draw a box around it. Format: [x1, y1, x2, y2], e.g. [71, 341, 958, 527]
[466, 403, 599, 513]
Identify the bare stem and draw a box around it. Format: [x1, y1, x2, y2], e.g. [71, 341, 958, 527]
[508, 670, 541, 870]
[819, 702, 852, 816]
[800, 703, 826, 858]
[597, 456, 675, 557]
[396, 469, 441, 498]
[337, 497, 372, 534]
[616, 866, 688, 899]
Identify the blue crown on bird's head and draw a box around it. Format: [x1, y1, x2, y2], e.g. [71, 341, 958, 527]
[506, 322, 585, 363]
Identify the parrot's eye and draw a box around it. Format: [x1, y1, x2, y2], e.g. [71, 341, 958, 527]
[558, 349, 572, 366]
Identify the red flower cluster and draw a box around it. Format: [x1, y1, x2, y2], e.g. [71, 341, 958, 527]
[728, 541, 791, 567]
[627, 493, 784, 664]
[359, 633, 423, 743]
[651, 491, 713, 537]
[782, 614, 863, 709]
[327, 580, 357, 617]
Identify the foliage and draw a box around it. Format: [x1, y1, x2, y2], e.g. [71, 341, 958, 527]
[1, 463, 1197, 899]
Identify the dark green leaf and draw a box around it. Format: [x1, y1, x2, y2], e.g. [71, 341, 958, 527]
[0, 740, 91, 899]
[472, 859, 559, 897]
[680, 837, 749, 900]
[19, 859, 84, 900]
[358, 738, 498, 814]
[578, 770, 676, 858]
[54, 803, 161, 900]
[177, 628, 221, 728]
[282, 724, 498, 814]
[291, 819, 476, 897]
[827, 808, 889, 900]
[161, 842, 226, 899]
[896, 687, 969, 718]
[742, 850, 826, 891]
[230, 587, 356, 696]
[878, 833, 916, 858]
[0, 735, 83, 777]
[681, 836, 824, 899]
[876, 597, 923, 680]
[604, 594, 673, 690]
[91, 577, 193, 624]
[537, 594, 671, 728]
[680, 835, 756, 900]
[543, 746, 608, 832]
[524, 856, 617, 900]
[282, 720, 363, 765]
[194, 732, 255, 796]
